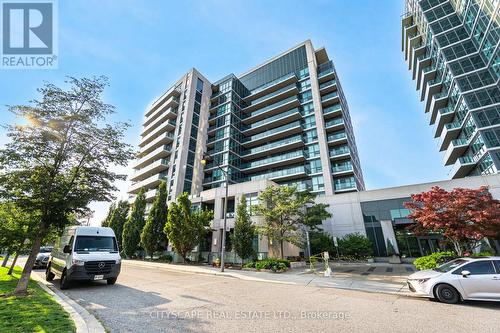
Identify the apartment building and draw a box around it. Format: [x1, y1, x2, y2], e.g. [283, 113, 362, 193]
[401, 0, 500, 178]
[128, 40, 365, 207]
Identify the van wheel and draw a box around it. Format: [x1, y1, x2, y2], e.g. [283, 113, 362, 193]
[60, 270, 70, 290]
[45, 264, 55, 281]
[107, 277, 117, 285]
[435, 284, 460, 304]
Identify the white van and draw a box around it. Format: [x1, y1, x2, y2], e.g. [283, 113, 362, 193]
[46, 226, 121, 289]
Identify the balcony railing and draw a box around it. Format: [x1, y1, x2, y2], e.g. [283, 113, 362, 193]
[242, 135, 303, 156]
[330, 146, 350, 157]
[319, 79, 336, 89]
[243, 121, 301, 143]
[323, 104, 341, 115]
[244, 95, 298, 119]
[321, 91, 339, 102]
[241, 150, 304, 170]
[250, 165, 309, 181]
[249, 72, 297, 96]
[327, 131, 346, 142]
[244, 108, 300, 131]
[325, 117, 344, 128]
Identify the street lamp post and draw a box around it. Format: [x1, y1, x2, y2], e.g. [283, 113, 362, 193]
[201, 152, 229, 272]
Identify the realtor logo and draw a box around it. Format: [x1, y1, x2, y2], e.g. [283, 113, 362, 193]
[1, 0, 57, 69]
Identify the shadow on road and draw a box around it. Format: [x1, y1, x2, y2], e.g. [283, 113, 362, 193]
[43, 277, 210, 333]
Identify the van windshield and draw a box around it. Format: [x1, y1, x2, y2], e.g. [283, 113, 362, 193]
[74, 236, 118, 252]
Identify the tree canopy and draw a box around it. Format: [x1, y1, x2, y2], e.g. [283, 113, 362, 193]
[141, 181, 168, 259]
[122, 189, 146, 258]
[405, 186, 500, 255]
[164, 193, 213, 261]
[0, 76, 134, 294]
[254, 186, 331, 259]
[230, 196, 256, 261]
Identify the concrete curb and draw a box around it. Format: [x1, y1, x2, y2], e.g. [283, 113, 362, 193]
[123, 260, 411, 296]
[31, 273, 105, 333]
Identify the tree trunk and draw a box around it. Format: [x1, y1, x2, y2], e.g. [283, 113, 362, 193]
[8, 252, 19, 275]
[13, 232, 43, 295]
[451, 239, 462, 256]
[280, 240, 284, 260]
[1, 252, 10, 267]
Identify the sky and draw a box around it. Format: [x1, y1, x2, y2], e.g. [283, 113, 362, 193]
[0, 0, 451, 225]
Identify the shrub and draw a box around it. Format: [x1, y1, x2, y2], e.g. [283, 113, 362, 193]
[243, 261, 255, 269]
[470, 251, 494, 257]
[310, 232, 336, 257]
[413, 251, 456, 270]
[158, 254, 173, 263]
[338, 233, 373, 260]
[251, 258, 290, 272]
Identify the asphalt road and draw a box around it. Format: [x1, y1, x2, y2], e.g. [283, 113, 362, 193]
[32, 264, 500, 333]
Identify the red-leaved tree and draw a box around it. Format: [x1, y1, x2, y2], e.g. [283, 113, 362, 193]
[404, 186, 500, 256]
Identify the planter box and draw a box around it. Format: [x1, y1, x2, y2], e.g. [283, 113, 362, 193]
[290, 261, 306, 269]
[388, 255, 402, 264]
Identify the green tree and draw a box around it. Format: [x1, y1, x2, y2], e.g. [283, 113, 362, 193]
[164, 193, 213, 261]
[255, 186, 331, 259]
[108, 200, 129, 250]
[141, 182, 168, 259]
[0, 203, 37, 274]
[309, 231, 336, 256]
[0, 77, 133, 295]
[230, 196, 256, 261]
[338, 233, 373, 259]
[122, 189, 146, 258]
[101, 202, 116, 227]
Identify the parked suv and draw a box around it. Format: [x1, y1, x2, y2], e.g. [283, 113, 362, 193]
[34, 246, 53, 269]
[407, 257, 500, 303]
[46, 226, 121, 289]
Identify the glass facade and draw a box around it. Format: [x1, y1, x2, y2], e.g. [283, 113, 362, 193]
[402, 0, 500, 178]
[203, 42, 365, 194]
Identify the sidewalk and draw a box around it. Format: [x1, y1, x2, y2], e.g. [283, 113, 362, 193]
[123, 260, 412, 296]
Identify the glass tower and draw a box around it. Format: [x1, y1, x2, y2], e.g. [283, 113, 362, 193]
[402, 0, 500, 178]
[129, 40, 365, 205]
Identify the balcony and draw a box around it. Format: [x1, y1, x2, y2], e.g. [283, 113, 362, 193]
[145, 94, 179, 119]
[401, 13, 413, 51]
[334, 184, 357, 193]
[330, 146, 350, 160]
[241, 150, 306, 173]
[130, 158, 169, 182]
[322, 104, 342, 119]
[242, 121, 302, 148]
[324, 117, 344, 131]
[332, 164, 354, 176]
[410, 43, 426, 77]
[139, 132, 174, 154]
[327, 131, 347, 146]
[246, 73, 298, 101]
[443, 138, 468, 166]
[434, 105, 455, 138]
[250, 165, 309, 182]
[134, 144, 172, 169]
[128, 173, 168, 194]
[415, 56, 431, 94]
[321, 91, 339, 106]
[242, 96, 300, 123]
[139, 119, 176, 147]
[427, 89, 448, 124]
[419, 64, 437, 101]
[449, 155, 475, 179]
[243, 84, 298, 113]
[317, 61, 335, 82]
[319, 79, 337, 94]
[142, 107, 178, 136]
[242, 108, 301, 136]
[241, 135, 304, 159]
[439, 121, 461, 151]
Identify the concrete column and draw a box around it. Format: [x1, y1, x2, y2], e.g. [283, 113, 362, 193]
[304, 40, 335, 195]
[380, 220, 399, 254]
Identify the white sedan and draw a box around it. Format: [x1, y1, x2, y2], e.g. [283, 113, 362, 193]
[407, 256, 500, 303]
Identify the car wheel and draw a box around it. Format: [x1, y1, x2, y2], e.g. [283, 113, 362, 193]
[45, 264, 55, 281]
[435, 284, 460, 304]
[107, 277, 117, 285]
[60, 269, 70, 290]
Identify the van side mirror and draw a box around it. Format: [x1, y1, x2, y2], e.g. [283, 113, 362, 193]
[461, 270, 470, 277]
[63, 245, 72, 254]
